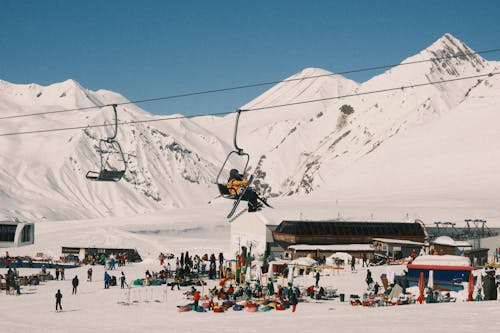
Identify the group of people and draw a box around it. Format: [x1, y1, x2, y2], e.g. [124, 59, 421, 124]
[85, 252, 127, 267]
[55, 267, 65, 280]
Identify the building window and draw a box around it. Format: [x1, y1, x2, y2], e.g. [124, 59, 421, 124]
[21, 225, 32, 243]
[0, 224, 17, 242]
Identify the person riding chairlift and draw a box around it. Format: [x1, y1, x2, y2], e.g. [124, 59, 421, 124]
[226, 169, 261, 212]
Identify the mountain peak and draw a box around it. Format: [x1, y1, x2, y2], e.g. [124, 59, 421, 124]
[427, 33, 472, 55]
[58, 78, 85, 91]
[399, 33, 488, 76]
[297, 67, 334, 78]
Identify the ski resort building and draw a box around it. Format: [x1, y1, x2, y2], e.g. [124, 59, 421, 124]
[272, 220, 426, 247]
[286, 244, 374, 260]
[61, 246, 142, 263]
[229, 210, 282, 259]
[0, 219, 35, 248]
[229, 207, 427, 260]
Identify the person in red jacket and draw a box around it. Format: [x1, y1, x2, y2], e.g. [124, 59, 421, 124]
[193, 289, 201, 310]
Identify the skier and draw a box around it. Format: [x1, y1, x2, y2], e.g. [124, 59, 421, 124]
[55, 289, 63, 311]
[72, 275, 79, 294]
[315, 270, 320, 287]
[226, 169, 262, 212]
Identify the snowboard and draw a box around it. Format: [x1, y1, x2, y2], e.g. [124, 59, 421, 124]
[227, 175, 254, 219]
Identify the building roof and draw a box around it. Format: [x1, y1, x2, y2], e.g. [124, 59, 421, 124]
[274, 220, 426, 237]
[431, 236, 471, 247]
[288, 244, 374, 251]
[411, 254, 471, 267]
[372, 238, 424, 246]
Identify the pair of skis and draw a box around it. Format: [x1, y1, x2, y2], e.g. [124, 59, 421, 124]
[226, 175, 272, 219]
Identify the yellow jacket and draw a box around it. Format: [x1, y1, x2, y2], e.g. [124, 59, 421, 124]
[227, 178, 248, 196]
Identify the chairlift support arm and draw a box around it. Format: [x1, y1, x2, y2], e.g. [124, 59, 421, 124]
[107, 104, 118, 142]
[233, 109, 244, 154]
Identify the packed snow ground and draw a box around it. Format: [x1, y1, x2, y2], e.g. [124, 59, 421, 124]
[1, 203, 500, 333]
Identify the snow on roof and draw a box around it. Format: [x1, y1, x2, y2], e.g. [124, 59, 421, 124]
[432, 236, 458, 246]
[372, 238, 424, 246]
[288, 244, 373, 251]
[411, 254, 471, 267]
[455, 240, 472, 247]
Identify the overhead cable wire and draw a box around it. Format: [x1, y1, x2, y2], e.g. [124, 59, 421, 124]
[0, 48, 499, 121]
[0, 71, 497, 138]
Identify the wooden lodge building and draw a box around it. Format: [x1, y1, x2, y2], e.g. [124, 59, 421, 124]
[272, 220, 426, 247]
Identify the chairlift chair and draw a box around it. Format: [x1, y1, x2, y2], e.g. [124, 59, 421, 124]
[86, 104, 128, 182]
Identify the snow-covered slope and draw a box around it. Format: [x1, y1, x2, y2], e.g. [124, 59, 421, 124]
[219, 34, 496, 197]
[2, 33, 499, 223]
[0, 80, 229, 220]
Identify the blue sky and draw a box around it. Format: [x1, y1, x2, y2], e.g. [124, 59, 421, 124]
[1, 0, 499, 117]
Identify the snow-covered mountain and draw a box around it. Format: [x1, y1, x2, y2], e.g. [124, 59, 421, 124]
[2, 33, 499, 222]
[0, 80, 230, 220]
[198, 33, 499, 200]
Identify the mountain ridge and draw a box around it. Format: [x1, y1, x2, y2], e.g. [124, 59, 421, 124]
[1, 33, 499, 222]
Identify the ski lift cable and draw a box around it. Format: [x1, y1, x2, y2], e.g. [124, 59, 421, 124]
[0, 48, 499, 121]
[0, 71, 497, 138]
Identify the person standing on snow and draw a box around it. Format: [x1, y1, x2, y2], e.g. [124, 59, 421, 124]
[366, 269, 373, 287]
[120, 272, 126, 289]
[289, 292, 298, 312]
[193, 288, 200, 310]
[104, 271, 111, 289]
[55, 289, 63, 311]
[72, 275, 79, 294]
[482, 267, 498, 300]
[315, 271, 320, 287]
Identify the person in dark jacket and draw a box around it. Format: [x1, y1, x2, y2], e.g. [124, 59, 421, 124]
[482, 267, 498, 300]
[120, 272, 126, 289]
[72, 275, 79, 294]
[290, 292, 298, 312]
[366, 269, 373, 287]
[374, 282, 380, 295]
[55, 289, 63, 311]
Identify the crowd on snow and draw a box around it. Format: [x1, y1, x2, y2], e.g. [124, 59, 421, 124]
[1, 248, 500, 313]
